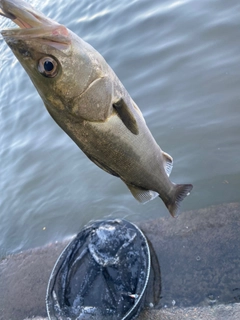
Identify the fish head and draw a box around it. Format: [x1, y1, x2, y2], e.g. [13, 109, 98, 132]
[0, 0, 104, 114]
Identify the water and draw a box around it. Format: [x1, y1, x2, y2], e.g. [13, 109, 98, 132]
[0, 0, 240, 256]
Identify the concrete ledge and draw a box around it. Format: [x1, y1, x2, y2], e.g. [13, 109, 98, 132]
[1, 203, 240, 320]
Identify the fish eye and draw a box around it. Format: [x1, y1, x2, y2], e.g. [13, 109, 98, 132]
[38, 56, 58, 78]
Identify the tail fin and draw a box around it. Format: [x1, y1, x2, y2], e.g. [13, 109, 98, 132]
[165, 184, 193, 217]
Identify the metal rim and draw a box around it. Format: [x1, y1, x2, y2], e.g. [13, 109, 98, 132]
[121, 221, 151, 320]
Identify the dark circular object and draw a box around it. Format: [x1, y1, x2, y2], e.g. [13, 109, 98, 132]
[44, 60, 54, 72]
[46, 219, 151, 320]
[38, 56, 58, 77]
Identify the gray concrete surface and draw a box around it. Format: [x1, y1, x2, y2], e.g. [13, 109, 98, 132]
[22, 303, 240, 320]
[1, 202, 240, 320]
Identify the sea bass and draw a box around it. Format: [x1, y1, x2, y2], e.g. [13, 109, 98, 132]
[0, 0, 193, 217]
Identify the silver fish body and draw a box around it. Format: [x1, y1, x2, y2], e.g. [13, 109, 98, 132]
[0, 0, 193, 216]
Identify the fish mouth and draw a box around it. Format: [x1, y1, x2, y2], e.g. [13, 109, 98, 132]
[0, 0, 70, 46]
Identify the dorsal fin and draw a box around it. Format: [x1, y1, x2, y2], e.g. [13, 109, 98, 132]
[162, 151, 173, 176]
[113, 98, 139, 135]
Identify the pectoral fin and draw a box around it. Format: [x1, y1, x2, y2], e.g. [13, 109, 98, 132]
[113, 98, 139, 135]
[126, 183, 159, 203]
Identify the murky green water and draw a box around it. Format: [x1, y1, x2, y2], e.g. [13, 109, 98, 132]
[0, 0, 240, 256]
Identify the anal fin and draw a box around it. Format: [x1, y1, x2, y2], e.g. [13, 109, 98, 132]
[126, 183, 159, 204]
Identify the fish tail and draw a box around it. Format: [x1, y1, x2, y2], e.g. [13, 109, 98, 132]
[164, 184, 193, 217]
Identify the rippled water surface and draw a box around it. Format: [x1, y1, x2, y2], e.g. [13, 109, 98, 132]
[0, 0, 240, 255]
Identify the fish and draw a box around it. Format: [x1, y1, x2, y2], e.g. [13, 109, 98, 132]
[0, 0, 193, 217]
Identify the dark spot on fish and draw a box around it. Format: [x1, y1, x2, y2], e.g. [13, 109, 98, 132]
[8, 39, 32, 58]
[18, 47, 31, 57]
